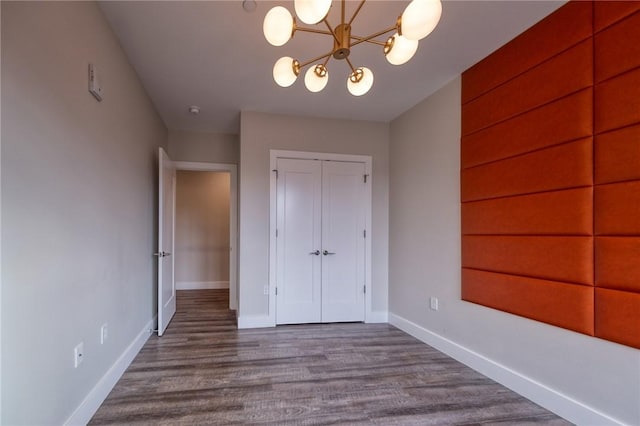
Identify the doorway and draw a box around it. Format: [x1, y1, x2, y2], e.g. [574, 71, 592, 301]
[174, 162, 238, 311]
[269, 150, 373, 325]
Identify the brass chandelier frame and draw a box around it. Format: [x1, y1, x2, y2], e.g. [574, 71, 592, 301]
[288, 0, 401, 84]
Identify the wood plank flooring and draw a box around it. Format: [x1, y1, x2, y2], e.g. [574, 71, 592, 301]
[90, 290, 571, 425]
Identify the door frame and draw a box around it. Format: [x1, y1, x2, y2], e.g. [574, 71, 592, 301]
[174, 161, 238, 311]
[269, 150, 373, 326]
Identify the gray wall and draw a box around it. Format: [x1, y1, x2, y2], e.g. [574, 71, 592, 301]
[168, 130, 238, 164]
[1, 2, 166, 424]
[389, 77, 640, 425]
[239, 111, 389, 319]
[175, 171, 230, 285]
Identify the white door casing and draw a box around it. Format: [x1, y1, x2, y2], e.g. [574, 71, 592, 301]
[274, 155, 368, 325]
[157, 147, 176, 336]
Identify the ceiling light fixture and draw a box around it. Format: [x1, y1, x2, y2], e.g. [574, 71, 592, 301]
[263, 0, 442, 96]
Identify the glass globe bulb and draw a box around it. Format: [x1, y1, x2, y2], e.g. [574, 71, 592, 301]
[347, 67, 374, 96]
[273, 57, 299, 87]
[294, 0, 331, 25]
[400, 0, 442, 41]
[304, 65, 329, 93]
[263, 6, 294, 46]
[384, 33, 419, 65]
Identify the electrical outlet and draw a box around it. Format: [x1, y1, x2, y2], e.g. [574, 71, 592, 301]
[429, 296, 439, 311]
[100, 323, 108, 344]
[263, 285, 269, 295]
[74, 342, 84, 368]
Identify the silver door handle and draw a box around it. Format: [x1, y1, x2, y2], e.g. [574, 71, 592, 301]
[153, 251, 172, 257]
[309, 250, 320, 255]
[323, 250, 336, 255]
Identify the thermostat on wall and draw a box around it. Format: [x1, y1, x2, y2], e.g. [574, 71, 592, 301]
[88, 63, 103, 101]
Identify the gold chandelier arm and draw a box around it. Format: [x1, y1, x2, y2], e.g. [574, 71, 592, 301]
[295, 27, 334, 36]
[344, 56, 357, 74]
[323, 18, 341, 45]
[298, 50, 334, 69]
[350, 35, 386, 47]
[341, 0, 346, 25]
[350, 25, 397, 48]
[348, 0, 366, 26]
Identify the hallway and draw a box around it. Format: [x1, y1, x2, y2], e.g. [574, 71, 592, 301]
[90, 290, 569, 425]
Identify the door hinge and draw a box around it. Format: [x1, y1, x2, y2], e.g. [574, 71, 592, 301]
[364, 174, 369, 183]
[276, 229, 278, 237]
[273, 169, 279, 179]
[363, 230, 366, 238]
[363, 285, 366, 294]
[275, 287, 278, 295]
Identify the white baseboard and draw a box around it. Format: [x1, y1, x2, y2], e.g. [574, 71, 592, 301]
[367, 310, 388, 323]
[176, 281, 229, 290]
[237, 315, 274, 329]
[388, 313, 623, 426]
[64, 316, 156, 426]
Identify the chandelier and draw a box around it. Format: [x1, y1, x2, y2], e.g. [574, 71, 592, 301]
[263, 0, 442, 96]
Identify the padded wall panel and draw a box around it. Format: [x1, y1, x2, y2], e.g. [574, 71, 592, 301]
[461, 188, 593, 236]
[462, 269, 594, 335]
[593, 3, 640, 349]
[595, 288, 640, 349]
[595, 11, 640, 82]
[462, 40, 593, 136]
[461, 89, 593, 169]
[461, 138, 592, 202]
[461, 1, 593, 103]
[595, 237, 640, 292]
[595, 67, 640, 134]
[595, 124, 640, 184]
[463, 236, 593, 285]
[595, 181, 640, 235]
[594, 0, 640, 32]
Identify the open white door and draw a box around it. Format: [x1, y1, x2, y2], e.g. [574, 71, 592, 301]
[157, 147, 176, 336]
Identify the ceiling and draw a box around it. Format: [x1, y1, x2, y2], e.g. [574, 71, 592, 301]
[99, 0, 565, 134]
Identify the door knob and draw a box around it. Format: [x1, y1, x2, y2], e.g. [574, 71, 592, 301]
[309, 250, 320, 255]
[323, 250, 336, 255]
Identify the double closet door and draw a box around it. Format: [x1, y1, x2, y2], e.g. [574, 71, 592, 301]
[275, 158, 366, 325]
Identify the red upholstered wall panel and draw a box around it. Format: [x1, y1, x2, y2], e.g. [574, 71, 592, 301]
[596, 237, 640, 293]
[595, 124, 640, 184]
[462, 269, 594, 335]
[461, 89, 593, 169]
[595, 10, 640, 82]
[462, 1, 593, 103]
[595, 288, 640, 349]
[462, 40, 593, 135]
[461, 1, 595, 339]
[462, 188, 593, 236]
[593, 6, 640, 349]
[462, 0, 640, 348]
[595, 181, 640, 235]
[595, 67, 640, 133]
[594, 1, 640, 32]
[462, 236, 593, 285]
[461, 138, 592, 202]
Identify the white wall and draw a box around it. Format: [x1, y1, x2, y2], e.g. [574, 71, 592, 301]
[175, 171, 230, 287]
[239, 111, 389, 321]
[168, 130, 238, 164]
[1, 2, 166, 424]
[388, 77, 640, 425]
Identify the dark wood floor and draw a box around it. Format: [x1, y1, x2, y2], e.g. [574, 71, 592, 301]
[90, 290, 571, 425]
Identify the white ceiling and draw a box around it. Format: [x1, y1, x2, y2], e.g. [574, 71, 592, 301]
[99, 0, 565, 134]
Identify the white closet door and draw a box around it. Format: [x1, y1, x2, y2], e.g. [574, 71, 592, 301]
[276, 158, 322, 324]
[321, 161, 366, 322]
